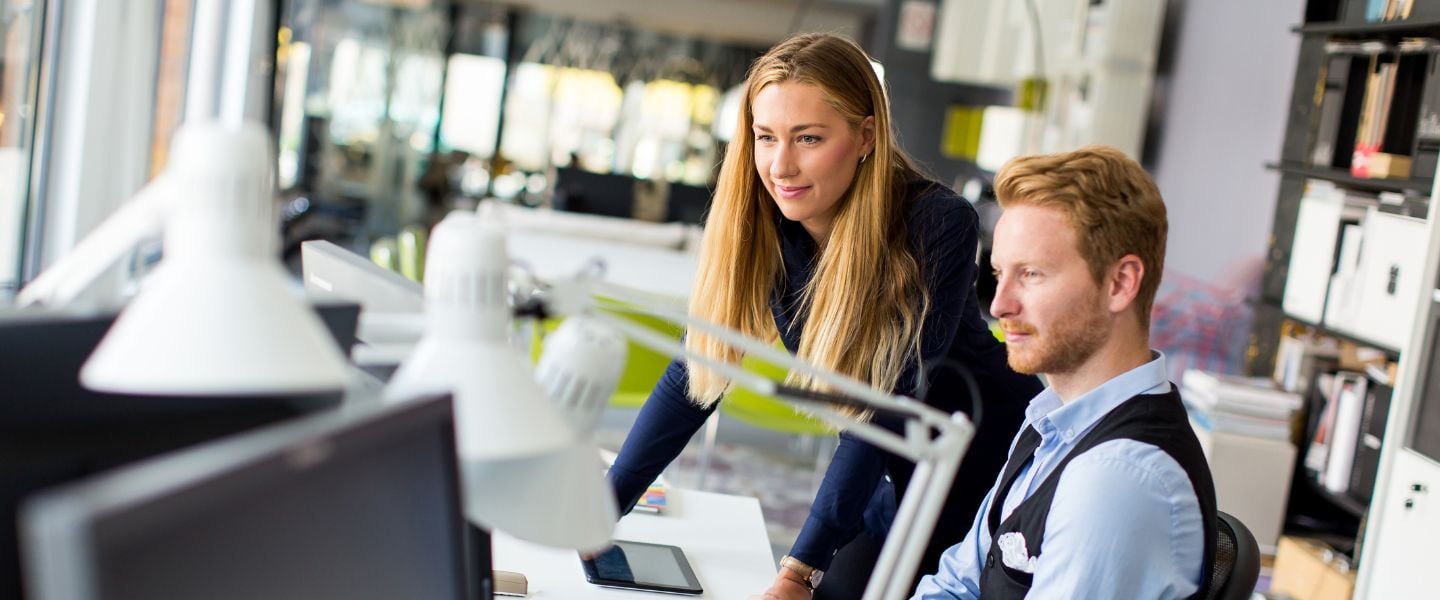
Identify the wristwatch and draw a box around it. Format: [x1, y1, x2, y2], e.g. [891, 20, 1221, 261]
[779, 555, 825, 591]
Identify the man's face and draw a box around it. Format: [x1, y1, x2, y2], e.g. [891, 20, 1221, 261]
[989, 204, 1112, 376]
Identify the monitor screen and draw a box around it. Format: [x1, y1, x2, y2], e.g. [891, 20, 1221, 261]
[21, 396, 468, 600]
[301, 240, 424, 315]
[0, 306, 358, 600]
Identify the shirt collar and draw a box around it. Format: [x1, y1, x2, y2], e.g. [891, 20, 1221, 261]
[1022, 351, 1171, 445]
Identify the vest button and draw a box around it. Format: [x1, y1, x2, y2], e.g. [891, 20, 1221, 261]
[987, 554, 995, 568]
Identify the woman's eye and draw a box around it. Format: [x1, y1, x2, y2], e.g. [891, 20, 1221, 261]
[798, 135, 821, 145]
[755, 134, 775, 143]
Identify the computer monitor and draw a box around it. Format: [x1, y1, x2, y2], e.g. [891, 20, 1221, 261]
[552, 166, 637, 219]
[20, 395, 469, 600]
[665, 181, 712, 225]
[301, 239, 424, 315]
[0, 305, 359, 600]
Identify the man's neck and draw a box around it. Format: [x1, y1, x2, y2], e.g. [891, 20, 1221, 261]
[1046, 332, 1154, 404]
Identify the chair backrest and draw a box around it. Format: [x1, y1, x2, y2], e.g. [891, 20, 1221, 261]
[1207, 510, 1261, 600]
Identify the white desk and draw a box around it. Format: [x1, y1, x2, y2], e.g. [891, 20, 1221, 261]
[507, 231, 697, 300]
[493, 488, 777, 598]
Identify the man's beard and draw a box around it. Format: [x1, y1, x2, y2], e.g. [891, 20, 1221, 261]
[1002, 294, 1111, 376]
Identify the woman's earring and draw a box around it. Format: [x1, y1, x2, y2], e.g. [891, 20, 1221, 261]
[860, 153, 868, 164]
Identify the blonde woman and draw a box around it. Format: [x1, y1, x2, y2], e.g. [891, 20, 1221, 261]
[607, 33, 1042, 599]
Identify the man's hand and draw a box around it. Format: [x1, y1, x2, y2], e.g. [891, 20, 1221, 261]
[747, 571, 812, 600]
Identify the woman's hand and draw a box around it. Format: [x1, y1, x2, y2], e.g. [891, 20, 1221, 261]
[748, 572, 813, 599]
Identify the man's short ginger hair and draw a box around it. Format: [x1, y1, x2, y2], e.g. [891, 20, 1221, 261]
[993, 145, 1168, 329]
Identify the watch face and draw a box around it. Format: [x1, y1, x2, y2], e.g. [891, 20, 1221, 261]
[810, 571, 824, 588]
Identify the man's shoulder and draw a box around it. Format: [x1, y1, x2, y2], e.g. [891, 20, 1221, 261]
[1057, 439, 1200, 509]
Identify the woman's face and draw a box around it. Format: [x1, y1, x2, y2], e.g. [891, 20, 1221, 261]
[751, 81, 874, 242]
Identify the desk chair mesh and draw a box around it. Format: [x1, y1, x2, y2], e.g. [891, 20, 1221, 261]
[1208, 510, 1261, 600]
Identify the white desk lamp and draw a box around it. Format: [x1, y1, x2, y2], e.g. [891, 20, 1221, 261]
[384, 210, 618, 552]
[528, 270, 976, 600]
[16, 121, 349, 396]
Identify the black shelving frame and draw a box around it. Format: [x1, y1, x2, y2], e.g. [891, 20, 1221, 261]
[1252, 0, 1440, 555]
[1266, 161, 1435, 193]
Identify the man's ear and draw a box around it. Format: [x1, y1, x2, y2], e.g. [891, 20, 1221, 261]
[1107, 255, 1145, 315]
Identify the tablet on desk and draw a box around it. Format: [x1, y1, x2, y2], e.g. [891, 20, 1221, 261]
[580, 540, 703, 595]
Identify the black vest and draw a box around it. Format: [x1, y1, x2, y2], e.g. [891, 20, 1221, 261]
[976, 388, 1217, 599]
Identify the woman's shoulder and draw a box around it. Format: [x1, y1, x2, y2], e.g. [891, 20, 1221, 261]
[900, 178, 978, 238]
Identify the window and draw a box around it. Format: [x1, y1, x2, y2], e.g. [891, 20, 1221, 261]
[0, 0, 46, 300]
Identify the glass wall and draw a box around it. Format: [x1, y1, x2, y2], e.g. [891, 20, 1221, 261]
[272, 1, 763, 269]
[0, 0, 45, 300]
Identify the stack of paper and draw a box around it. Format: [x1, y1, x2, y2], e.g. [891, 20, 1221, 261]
[1183, 370, 1303, 441]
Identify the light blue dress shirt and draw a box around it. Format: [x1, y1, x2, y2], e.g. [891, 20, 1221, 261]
[912, 352, 1205, 599]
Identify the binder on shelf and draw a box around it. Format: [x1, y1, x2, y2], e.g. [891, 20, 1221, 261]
[1323, 223, 1366, 334]
[1284, 181, 1346, 324]
[1349, 207, 1427, 351]
[1348, 381, 1392, 503]
[1312, 56, 1356, 167]
[1304, 373, 1340, 478]
[1365, 0, 1386, 22]
[1323, 372, 1367, 494]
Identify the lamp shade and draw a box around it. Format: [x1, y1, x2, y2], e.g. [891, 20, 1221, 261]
[535, 314, 627, 434]
[81, 121, 348, 395]
[386, 210, 617, 549]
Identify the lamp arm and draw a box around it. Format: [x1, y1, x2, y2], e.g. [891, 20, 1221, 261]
[591, 311, 926, 462]
[587, 280, 956, 433]
[16, 180, 168, 307]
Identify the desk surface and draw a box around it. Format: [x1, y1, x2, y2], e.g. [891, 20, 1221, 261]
[507, 231, 697, 300]
[493, 488, 777, 598]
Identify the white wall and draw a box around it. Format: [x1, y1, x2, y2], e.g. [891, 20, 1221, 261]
[1151, 0, 1305, 284]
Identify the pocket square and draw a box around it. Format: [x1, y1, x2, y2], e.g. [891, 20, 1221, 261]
[997, 532, 1038, 574]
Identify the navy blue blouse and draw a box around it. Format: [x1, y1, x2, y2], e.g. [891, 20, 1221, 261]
[607, 179, 1042, 576]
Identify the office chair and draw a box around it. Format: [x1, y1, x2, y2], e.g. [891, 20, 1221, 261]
[1208, 510, 1261, 600]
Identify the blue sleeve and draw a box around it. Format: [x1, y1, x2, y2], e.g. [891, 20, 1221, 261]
[789, 431, 888, 570]
[607, 357, 715, 513]
[911, 486, 992, 600]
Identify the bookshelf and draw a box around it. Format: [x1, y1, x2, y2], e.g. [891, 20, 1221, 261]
[1256, 1, 1440, 596]
[1265, 161, 1434, 193]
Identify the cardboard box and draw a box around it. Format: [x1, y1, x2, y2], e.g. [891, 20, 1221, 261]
[1270, 536, 1357, 600]
[1367, 151, 1413, 179]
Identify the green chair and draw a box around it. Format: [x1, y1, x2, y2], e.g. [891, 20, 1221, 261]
[528, 297, 684, 411]
[692, 347, 835, 490]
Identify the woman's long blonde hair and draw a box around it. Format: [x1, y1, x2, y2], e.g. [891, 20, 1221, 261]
[686, 33, 929, 409]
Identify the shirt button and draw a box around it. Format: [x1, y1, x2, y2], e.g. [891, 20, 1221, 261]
[1064, 428, 1076, 441]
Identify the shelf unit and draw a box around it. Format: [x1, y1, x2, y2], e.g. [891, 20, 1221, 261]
[1258, 2, 1440, 597]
